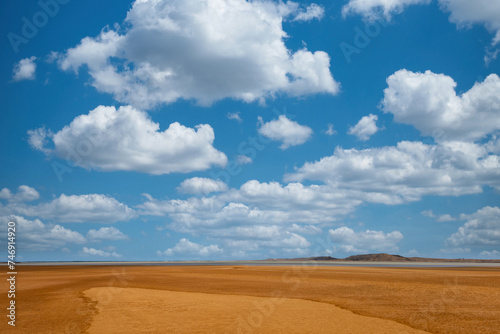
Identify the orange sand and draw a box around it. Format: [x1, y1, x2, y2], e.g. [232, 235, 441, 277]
[1, 265, 499, 333]
[84, 286, 431, 334]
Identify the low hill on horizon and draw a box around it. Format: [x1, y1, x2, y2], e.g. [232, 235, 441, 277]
[265, 253, 500, 263]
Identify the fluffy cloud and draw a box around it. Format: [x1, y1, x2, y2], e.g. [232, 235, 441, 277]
[29, 105, 227, 174]
[421, 210, 456, 222]
[293, 3, 325, 21]
[138, 179, 364, 257]
[342, 0, 430, 21]
[230, 231, 310, 253]
[139, 180, 362, 229]
[158, 238, 222, 258]
[342, 1, 500, 62]
[57, 0, 339, 109]
[227, 112, 242, 123]
[87, 227, 129, 240]
[383, 70, 500, 142]
[7, 194, 136, 223]
[439, 0, 500, 46]
[348, 114, 380, 141]
[82, 247, 122, 258]
[12, 56, 37, 81]
[0, 189, 10, 200]
[237, 155, 253, 165]
[480, 250, 500, 258]
[446, 206, 500, 247]
[177, 177, 228, 195]
[329, 226, 403, 253]
[258, 115, 313, 149]
[0, 185, 39, 202]
[286, 140, 500, 203]
[0, 216, 85, 251]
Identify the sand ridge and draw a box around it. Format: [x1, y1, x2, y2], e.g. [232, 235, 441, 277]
[84, 287, 432, 334]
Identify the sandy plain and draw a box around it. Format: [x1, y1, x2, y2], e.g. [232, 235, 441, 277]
[1, 264, 499, 333]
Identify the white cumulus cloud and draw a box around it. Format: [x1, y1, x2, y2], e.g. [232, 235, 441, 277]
[258, 115, 313, 149]
[446, 206, 500, 247]
[439, 0, 500, 46]
[12, 56, 37, 81]
[348, 114, 380, 141]
[286, 140, 500, 203]
[0, 216, 86, 251]
[87, 227, 129, 240]
[293, 3, 325, 21]
[329, 226, 403, 253]
[0, 185, 39, 202]
[29, 105, 227, 174]
[421, 210, 456, 222]
[158, 238, 222, 258]
[480, 250, 500, 258]
[177, 177, 228, 195]
[82, 247, 122, 258]
[342, 0, 430, 21]
[56, 0, 339, 109]
[382, 70, 500, 142]
[6, 194, 136, 223]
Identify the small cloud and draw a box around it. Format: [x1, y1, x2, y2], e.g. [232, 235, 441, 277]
[87, 227, 129, 241]
[0, 185, 40, 202]
[158, 238, 222, 258]
[421, 210, 435, 218]
[237, 155, 253, 165]
[0, 188, 12, 200]
[258, 115, 313, 149]
[12, 56, 37, 81]
[485, 48, 499, 66]
[348, 114, 379, 141]
[292, 4, 325, 22]
[325, 123, 337, 136]
[421, 210, 456, 222]
[177, 177, 228, 195]
[480, 250, 500, 258]
[27, 127, 53, 154]
[436, 214, 456, 222]
[439, 247, 471, 254]
[227, 112, 242, 123]
[329, 227, 403, 253]
[406, 249, 420, 257]
[342, 0, 430, 21]
[82, 247, 122, 258]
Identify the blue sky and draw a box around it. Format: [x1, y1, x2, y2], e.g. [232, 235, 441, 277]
[1, 0, 499, 261]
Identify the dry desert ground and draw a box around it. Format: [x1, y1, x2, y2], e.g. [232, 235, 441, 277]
[1, 264, 499, 333]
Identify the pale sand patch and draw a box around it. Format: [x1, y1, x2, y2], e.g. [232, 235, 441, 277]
[84, 287, 431, 334]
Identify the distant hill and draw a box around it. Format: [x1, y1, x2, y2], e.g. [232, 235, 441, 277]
[265, 253, 500, 263]
[345, 254, 409, 262]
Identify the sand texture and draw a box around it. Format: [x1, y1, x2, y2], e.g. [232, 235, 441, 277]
[1, 265, 499, 333]
[84, 287, 431, 334]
